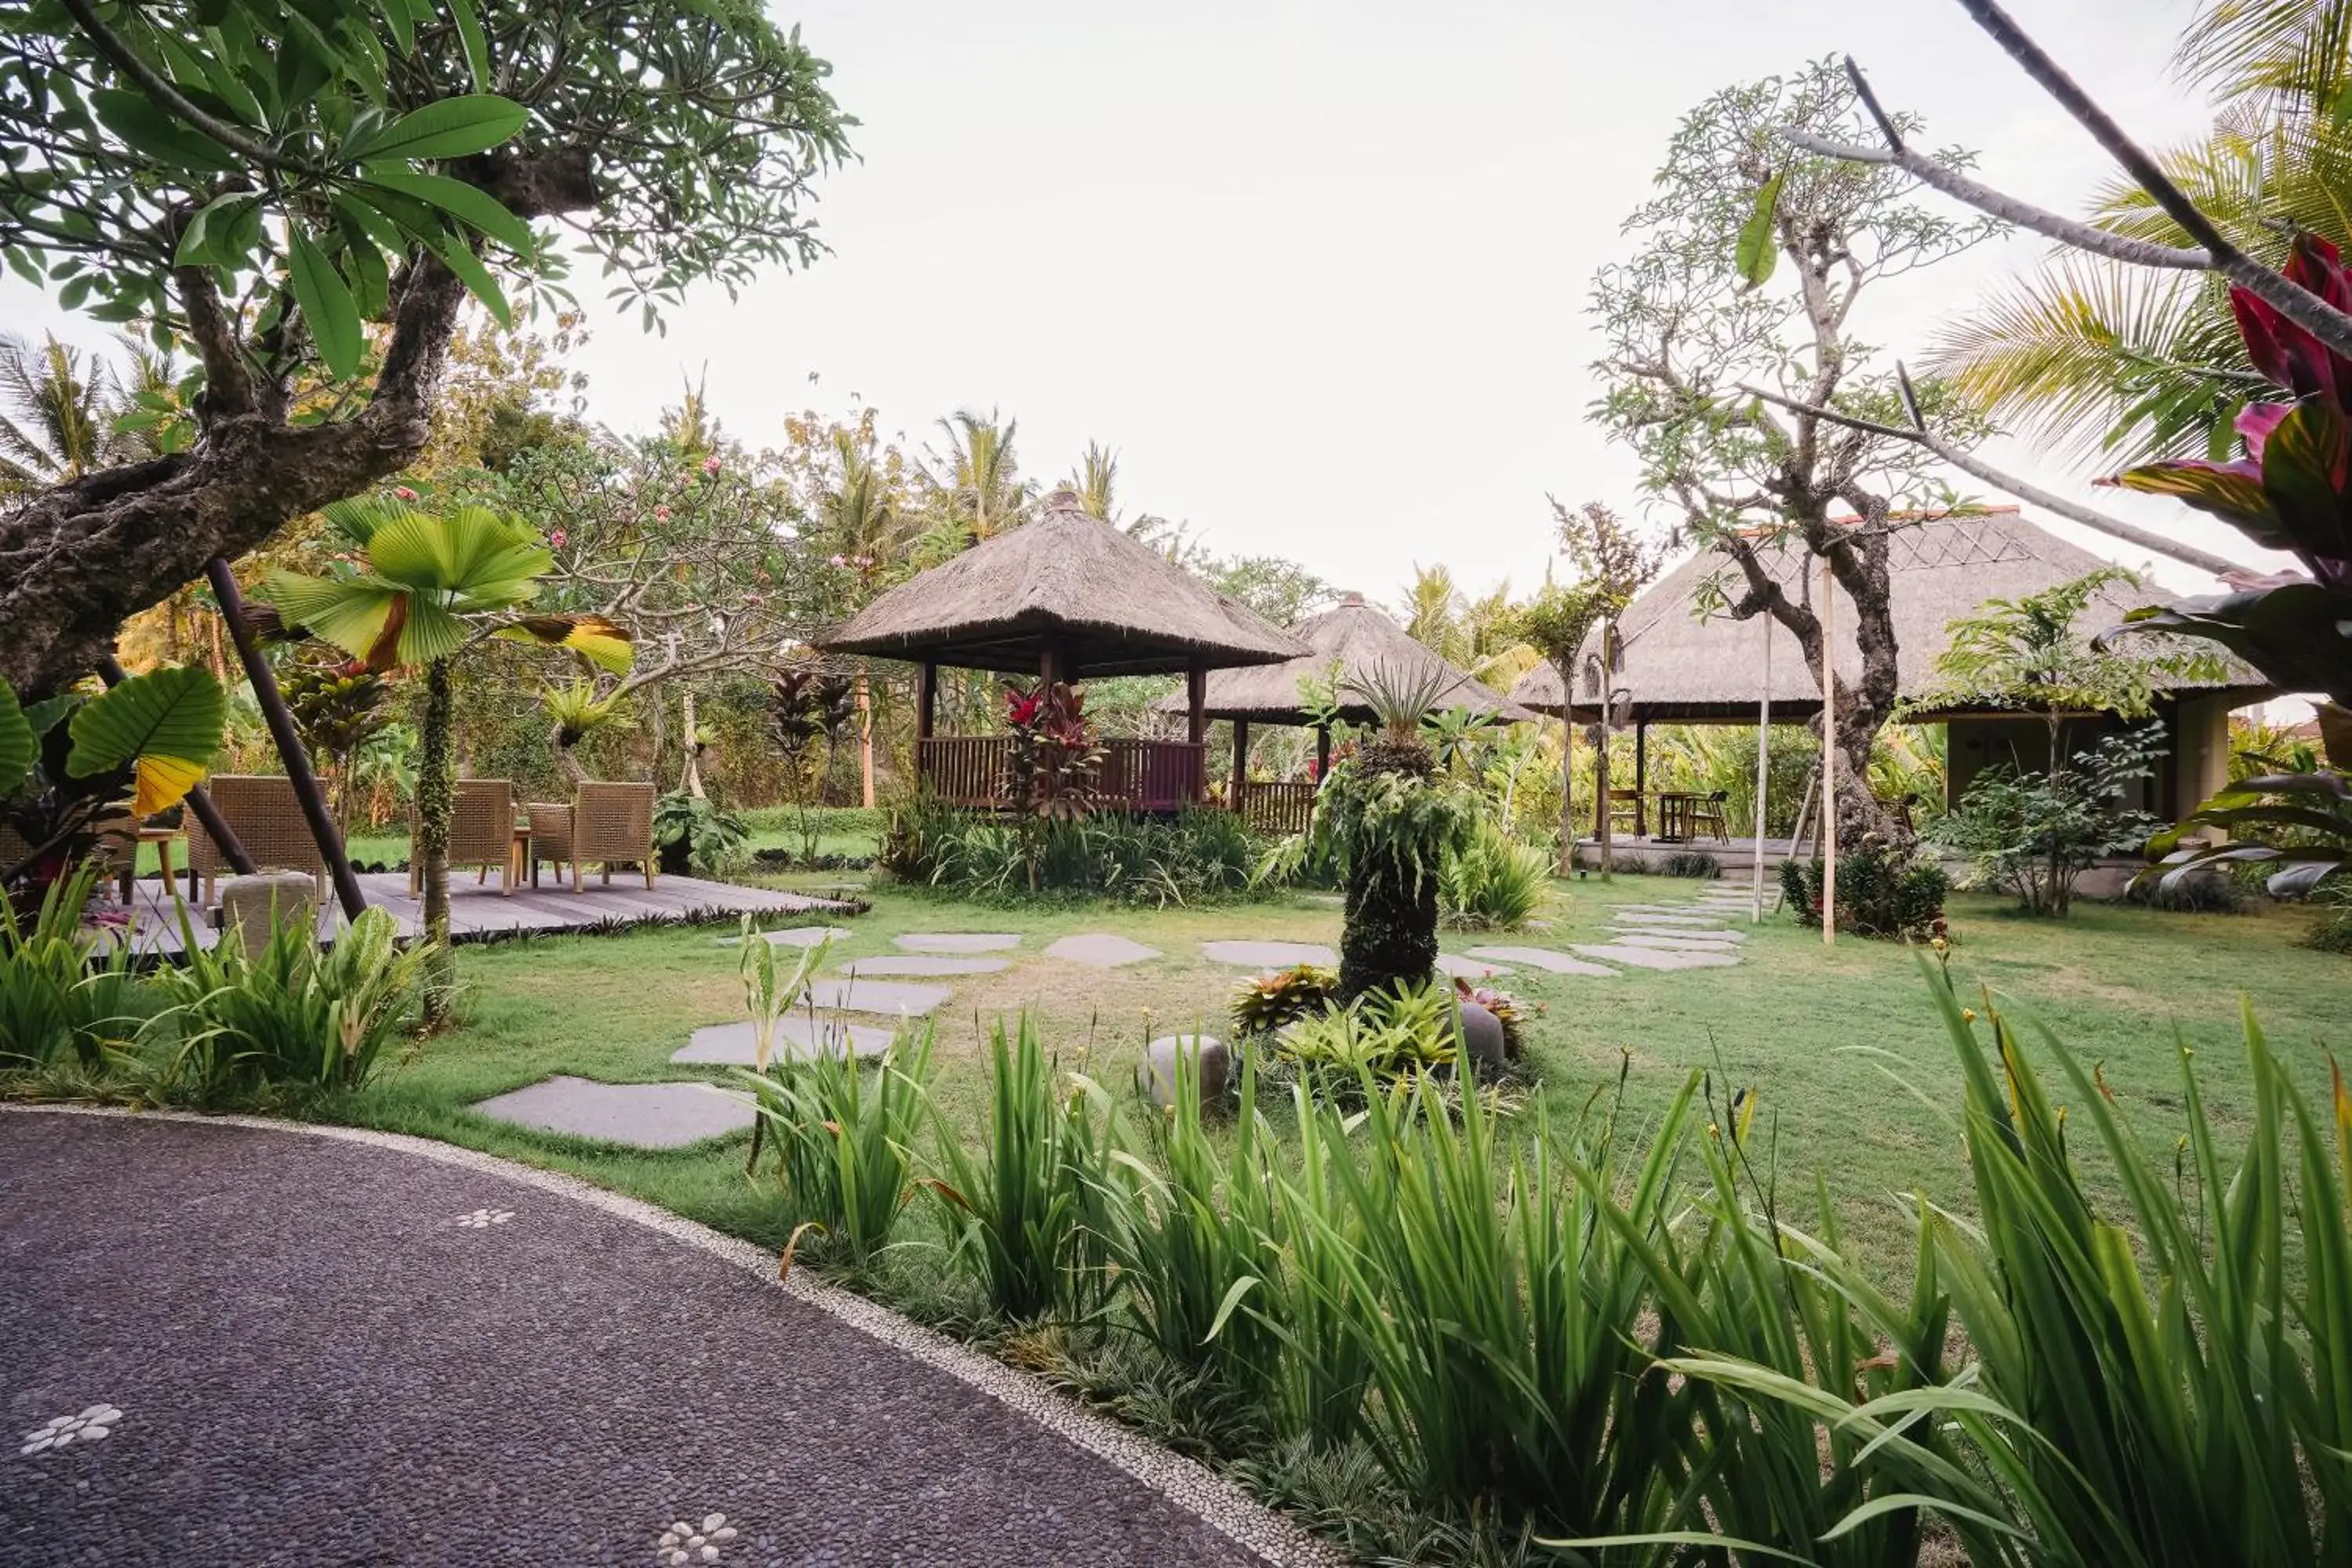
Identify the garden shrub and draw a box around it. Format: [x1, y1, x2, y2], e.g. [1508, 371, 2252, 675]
[1438, 818, 1552, 929]
[1779, 834, 1948, 938]
[652, 790, 751, 877]
[880, 800, 1265, 906]
[0, 866, 146, 1070]
[1932, 722, 2165, 916]
[1658, 850, 1720, 878]
[161, 907, 429, 1097]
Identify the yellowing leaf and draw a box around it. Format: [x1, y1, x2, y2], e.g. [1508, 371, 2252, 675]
[132, 752, 207, 817]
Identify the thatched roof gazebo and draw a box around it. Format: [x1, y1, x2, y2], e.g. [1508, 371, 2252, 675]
[817, 491, 1309, 812]
[1508, 507, 2270, 828]
[1152, 592, 1532, 830]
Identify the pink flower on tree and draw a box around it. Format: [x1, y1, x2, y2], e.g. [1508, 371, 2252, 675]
[393, 485, 418, 502]
[653, 504, 671, 521]
[549, 528, 567, 547]
[702, 455, 723, 475]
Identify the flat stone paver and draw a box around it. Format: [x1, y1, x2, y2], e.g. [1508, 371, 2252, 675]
[805, 976, 952, 1016]
[895, 932, 1021, 953]
[1607, 931, 1748, 953]
[1201, 940, 1339, 970]
[473, 1076, 753, 1149]
[1612, 923, 1745, 943]
[840, 956, 1011, 977]
[1464, 946, 1620, 978]
[716, 925, 855, 949]
[0, 1112, 1277, 1567]
[674, 1016, 895, 1064]
[1435, 953, 1512, 980]
[1573, 942, 1742, 971]
[1615, 912, 1733, 928]
[1043, 933, 1161, 968]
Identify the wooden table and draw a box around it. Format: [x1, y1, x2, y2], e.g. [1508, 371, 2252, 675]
[1654, 791, 1702, 844]
[136, 826, 184, 901]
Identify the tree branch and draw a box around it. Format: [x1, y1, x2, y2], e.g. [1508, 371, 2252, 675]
[173, 263, 259, 421]
[1734, 375, 2252, 579]
[56, 0, 316, 176]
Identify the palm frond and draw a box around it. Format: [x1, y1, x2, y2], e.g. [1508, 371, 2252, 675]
[2176, 0, 2352, 110]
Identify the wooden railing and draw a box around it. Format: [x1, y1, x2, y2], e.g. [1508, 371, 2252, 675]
[917, 737, 1207, 813]
[1240, 780, 1316, 836]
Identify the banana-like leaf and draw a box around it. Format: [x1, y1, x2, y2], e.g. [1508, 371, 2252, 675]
[64, 665, 226, 816]
[500, 614, 635, 673]
[0, 677, 34, 796]
[2111, 459, 2281, 542]
[2108, 583, 2352, 706]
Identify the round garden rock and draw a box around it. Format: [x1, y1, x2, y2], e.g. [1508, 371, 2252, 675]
[895, 932, 1021, 953]
[1138, 1036, 1230, 1112]
[1454, 1002, 1508, 1076]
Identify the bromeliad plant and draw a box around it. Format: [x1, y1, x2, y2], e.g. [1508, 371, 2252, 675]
[266, 492, 630, 1016]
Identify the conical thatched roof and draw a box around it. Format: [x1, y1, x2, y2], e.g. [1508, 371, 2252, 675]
[815, 494, 1311, 677]
[1153, 593, 1534, 726]
[1508, 508, 2269, 721]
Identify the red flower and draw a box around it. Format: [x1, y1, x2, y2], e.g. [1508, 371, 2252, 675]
[1004, 687, 1044, 727]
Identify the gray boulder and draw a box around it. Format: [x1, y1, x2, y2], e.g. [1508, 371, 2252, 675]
[216, 871, 319, 959]
[1454, 1001, 1508, 1079]
[1138, 1034, 1230, 1112]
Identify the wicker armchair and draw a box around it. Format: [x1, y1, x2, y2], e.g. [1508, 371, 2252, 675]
[187, 775, 325, 906]
[524, 800, 575, 890]
[573, 781, 656, 891]
[412, 779, 517, 896]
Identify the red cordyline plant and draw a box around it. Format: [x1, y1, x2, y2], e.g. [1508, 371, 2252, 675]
[2104, 233, 2352, 897]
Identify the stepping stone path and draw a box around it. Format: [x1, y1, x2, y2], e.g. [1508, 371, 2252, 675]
[895, 932, 1020, 953]
[1201, 940, 1339, 970]
[1436, 952, 1512, 979]
[1043, 932, 1161, 968]
[473, 1076, 755, 1149]
[1607, 931, 1747, 953]
[673, 1016, 895, 1065]
[1610, 923, 1745, 943]
[715, 925, 855, 949]
[837, 956, 1011, 977]
[804, 976, 951, 1016]
[1465, 946, 1620, 978]
[1615, 911, 1731, 928]
[1572, 942, 1741, 971]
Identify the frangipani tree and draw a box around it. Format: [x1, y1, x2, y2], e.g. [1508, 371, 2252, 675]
[267, 493, 629, 1014]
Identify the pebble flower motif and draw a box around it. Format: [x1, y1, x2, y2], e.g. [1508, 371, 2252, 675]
[454, 1208, 514, 1229]
[21, 1404, 123, 1456]
[656, 1513, 739, 1565]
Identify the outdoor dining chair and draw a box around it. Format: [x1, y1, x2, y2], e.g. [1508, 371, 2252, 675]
[187, 775, 327, 907]
[412, 779, 517, 896]
[527, 781, 657, 892]
[1690, 789, 1731, 844]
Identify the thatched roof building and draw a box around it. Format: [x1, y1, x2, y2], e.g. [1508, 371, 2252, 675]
[1508, 508, 2267, 722]
[1152, 593, 1534, 726]
[816, 492, 1308, 677]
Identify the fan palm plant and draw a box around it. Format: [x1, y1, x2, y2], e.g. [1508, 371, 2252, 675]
[267, 495, 630, 1016]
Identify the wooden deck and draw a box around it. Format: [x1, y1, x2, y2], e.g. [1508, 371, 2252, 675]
[107, 871, 851, 958]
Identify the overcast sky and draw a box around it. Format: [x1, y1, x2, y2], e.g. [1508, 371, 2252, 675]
[3, 0, 2281, 607]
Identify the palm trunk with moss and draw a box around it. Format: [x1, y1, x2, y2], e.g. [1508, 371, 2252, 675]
[1338, 731, 1441, 1004]
[417, 657, 456, 1019]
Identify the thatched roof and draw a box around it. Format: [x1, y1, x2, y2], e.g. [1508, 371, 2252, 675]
[1152, 593, 1534, 726]
[815, 493, 1310, 677]
[1508, 508, 2270, 722]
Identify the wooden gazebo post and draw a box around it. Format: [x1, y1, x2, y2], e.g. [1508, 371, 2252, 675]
[916, 659, 937, 742]
[1186, 659, 1208, 804]
[1230, 718, 1250, 816]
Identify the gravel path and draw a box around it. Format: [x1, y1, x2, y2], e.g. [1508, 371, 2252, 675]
[0, 1111, 1315, 1568]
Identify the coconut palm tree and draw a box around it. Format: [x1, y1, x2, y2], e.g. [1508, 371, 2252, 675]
[932, 408, 1033, 544]
[1066, 440, 1119, 521]
[1399, 564, 1471, 666]
[0, 333, 130, 489]
[267, 495, 630, 1018]
[1930, 0, 2351, 465]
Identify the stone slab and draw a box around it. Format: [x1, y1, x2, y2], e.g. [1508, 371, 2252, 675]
[1572, 942, 1741, 971]
[1465, 946, 1620, 978]
[894, 932, 1021, 953]
[1613, 923, 1745, 943]
[716, 925, 855, 949]
[673, 1016, 895, 1064]
[472, 1075, 754, 1149]
[805, 976, 952, 1016]
[838, 956, 1011, 977]
[1435, 952, 1512, 980]
[1200, 939, 1339, 970]
[1608, 930, 1748, 952]
[1043, 932, 1161, 968]
[1615, 912, 1733, 928]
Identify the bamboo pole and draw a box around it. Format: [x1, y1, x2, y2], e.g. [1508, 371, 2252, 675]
[1820, 556, 1837, 947]
[1753, 615, 1769, 924]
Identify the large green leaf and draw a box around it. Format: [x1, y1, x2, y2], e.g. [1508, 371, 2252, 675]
[358, 167, 532, 252]
[2258, 399, 2352, 563]
[267, 571, 412, 668]
[287, 230, 364, 380]
[432, 230, 511, 325]
[91, 89, 241, 174]
[2115, 586, 2352, 706]
[1735, 170, 1783, 290]
[499, 614, 635, 674]
[346, 93, 526, 162]
[2111, 460, 2284, 543]
[0, 677, 33, 797]
[65, 666, 227, 816]
[365, 506, 549, 597]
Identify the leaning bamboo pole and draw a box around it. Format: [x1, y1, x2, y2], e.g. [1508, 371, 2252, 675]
[1753, 614, 1769, 924]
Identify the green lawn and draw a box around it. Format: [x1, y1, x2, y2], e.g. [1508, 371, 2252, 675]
[328, 868, 2352, 1269]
